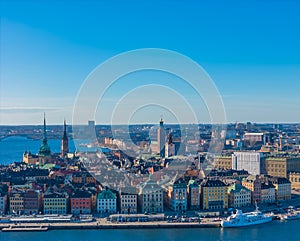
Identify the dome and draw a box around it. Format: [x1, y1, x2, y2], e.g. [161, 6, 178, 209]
[39, 142, 51, 156]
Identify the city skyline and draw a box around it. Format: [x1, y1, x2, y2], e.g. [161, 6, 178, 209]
[1, 0, 300, 125]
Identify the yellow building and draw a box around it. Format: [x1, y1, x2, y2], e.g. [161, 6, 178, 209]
[289, 172, 300, 190]
[242, 175, 262, 203]
[72, 172, 97, 184]
[200, 179, 228, 210]
[43, 192, 68, 214]
[9, 192, 24, 214]
[23, 151, 39, 165]
[264, 156, 300, 178]
[213, 156, 232, 170]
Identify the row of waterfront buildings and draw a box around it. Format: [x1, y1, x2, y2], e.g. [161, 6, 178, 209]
[1, 117, 299, 217]
[214, 151, 300, 189]
[0, 164, 293, 216]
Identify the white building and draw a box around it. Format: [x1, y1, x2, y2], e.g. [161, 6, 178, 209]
[232, 152, 262, 175]
[228, 183, 251, 208]
[270, 177, 291, 201]
[97, 188, 117, 214]
[139, 175, 163, 213]
[120, 188, 138, 214]
[260, 182, 276, 203]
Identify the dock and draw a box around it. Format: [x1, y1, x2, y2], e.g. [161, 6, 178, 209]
[2, 225, 49, 232]
[0, 221, 220, 232]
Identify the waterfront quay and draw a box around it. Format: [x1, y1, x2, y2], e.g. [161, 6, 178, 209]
[0, 218, 220, 232]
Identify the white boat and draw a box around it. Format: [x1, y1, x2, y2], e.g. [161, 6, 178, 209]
[283, 211, 300, 220]
[221, 205, 273, 228]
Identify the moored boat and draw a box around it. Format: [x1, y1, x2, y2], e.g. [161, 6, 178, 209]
[221, 205, 273, 228]
[282, 211, 300, 220]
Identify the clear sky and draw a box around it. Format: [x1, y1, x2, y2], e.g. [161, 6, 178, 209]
[1, 0, 300, 125]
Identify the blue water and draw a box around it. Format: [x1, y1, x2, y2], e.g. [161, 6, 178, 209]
[0, 220, 300, 241]
[0, 136, 76, 164]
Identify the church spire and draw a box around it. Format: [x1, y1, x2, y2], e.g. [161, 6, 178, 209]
[63, 119, 67, 140]
[43, 112, 47, 142]
[61, 119, 69, 157]
[39, 113, 51, 156]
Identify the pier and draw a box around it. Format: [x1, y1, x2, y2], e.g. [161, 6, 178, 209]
[0, 219, 220, 232]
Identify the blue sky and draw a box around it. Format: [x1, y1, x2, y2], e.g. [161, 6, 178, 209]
[1, 0, 300, 125]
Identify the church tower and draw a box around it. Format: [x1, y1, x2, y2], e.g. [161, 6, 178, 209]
[38, 113, 51, 157]
[157, 118, 165, 158]
[165, 132, 175, 158]
[61, 120, 69, 157]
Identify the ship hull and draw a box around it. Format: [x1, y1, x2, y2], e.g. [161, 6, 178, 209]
[284, 214, 300, 220]
[221, 216, 273, 228]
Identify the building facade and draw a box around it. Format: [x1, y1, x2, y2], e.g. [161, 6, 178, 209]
[0, 192, 7, 215]
[232, 152, 262, 175]
[9, 191, 24, 215]
[228, 183, 251, 208]
[213, 155, 232, 170]
[120, 190, 138, 214]
[260, 182, 276, 203]
[243, 133, 264, 145]
[187, 180, 200, 210]
[289, 172, 300, 190]
[70, 190, 92, 215]
[270, 177, 291, 201]
[43, 193, 68, 214]
[200, 179, 228, 210]
[23, 151, 39, 165]
[72, 172, 97, 184]
[166, 178, 187, 212]
[139, 175, 163, 213]
[242, 175, 262, 204]
[264, 156, 300, 178]
[97, 188, 117, 214]
[24, 190, 41, 215]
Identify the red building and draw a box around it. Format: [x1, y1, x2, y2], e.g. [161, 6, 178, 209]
[70, 190, 92, 215]
[24, 189, 42, 215]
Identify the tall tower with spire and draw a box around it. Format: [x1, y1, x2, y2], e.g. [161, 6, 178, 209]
[157, 118, 165, 158]
[61, 120, 69, 157]
[38, 113, 51, 156]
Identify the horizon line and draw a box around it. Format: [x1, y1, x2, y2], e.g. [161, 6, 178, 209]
[0, 122, 300, 127]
